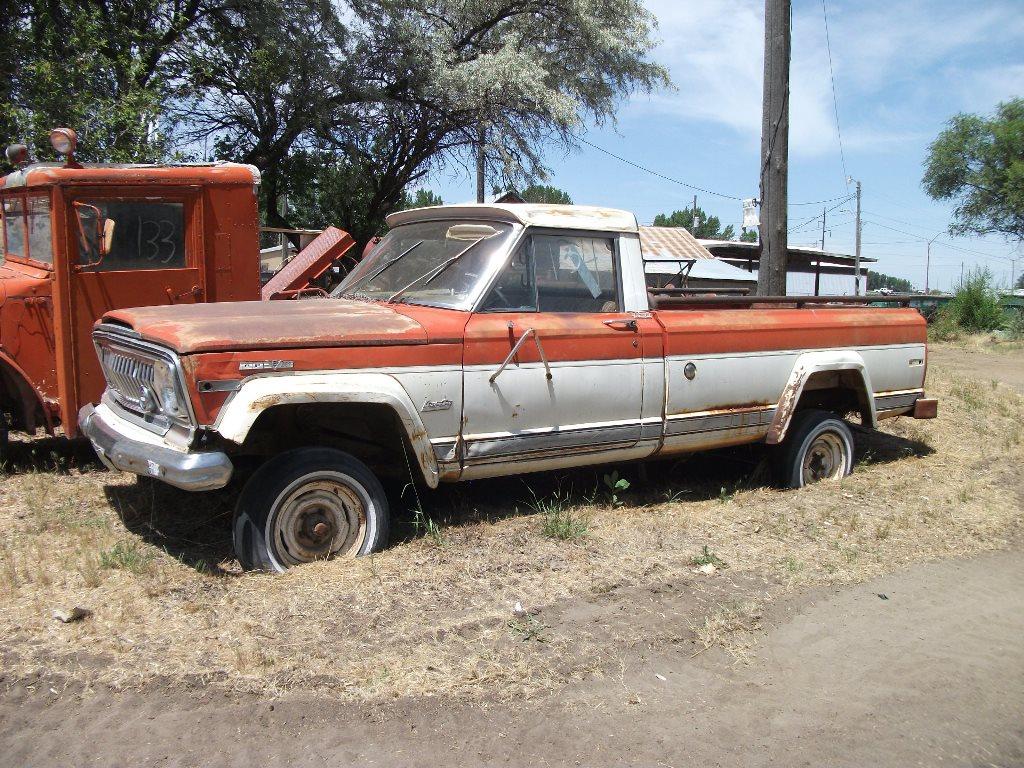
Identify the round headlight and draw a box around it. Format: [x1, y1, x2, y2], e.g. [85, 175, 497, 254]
[49, 128, 77, 156]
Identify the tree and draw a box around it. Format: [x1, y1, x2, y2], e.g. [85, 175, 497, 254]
[402, 189, 444, 209]
[520, 184, 572, 204]
[739, 229, 758, 243]
[867, 270, 914, 293]
[179, 0, 668, 242]
[653, 207, 736, 240]
[922, 98, 1024, 241]
[1015, 273, 1024, 290]
[1, 0, 215, 166]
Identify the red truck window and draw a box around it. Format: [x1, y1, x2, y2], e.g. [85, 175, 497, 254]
[76, 200, 186, 271]
[1, 193, 53, 265]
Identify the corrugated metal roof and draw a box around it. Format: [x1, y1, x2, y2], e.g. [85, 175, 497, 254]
[638, 226, 716, 260]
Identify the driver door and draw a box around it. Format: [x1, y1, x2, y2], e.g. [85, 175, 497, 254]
[461, 231, 647, 475]
[65, 188, 205, 423]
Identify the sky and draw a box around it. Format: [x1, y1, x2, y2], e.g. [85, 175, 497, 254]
[428, 0, 1024, 292]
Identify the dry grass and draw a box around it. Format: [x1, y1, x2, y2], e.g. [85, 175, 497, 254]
[0, 352, 1021, 703]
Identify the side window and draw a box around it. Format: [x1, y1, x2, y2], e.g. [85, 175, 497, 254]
[75, 200, 186, 271]
[2, 196, 27, 260]
[26, 196, 54, 264]
[479, 242, 536, 311]
[534, 235, 618, 313]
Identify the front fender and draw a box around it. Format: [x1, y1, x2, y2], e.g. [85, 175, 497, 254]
[765, 350, 876, 444]
[213, 372, 440, 487]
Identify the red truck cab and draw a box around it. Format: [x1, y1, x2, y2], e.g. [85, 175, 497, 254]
[0, 132, 262, 441]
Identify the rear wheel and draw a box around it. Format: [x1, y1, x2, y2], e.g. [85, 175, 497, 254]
[233, 447, 389, 572]
[773, 409, 854, 489]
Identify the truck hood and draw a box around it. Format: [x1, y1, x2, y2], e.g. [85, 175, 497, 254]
[102, 299, 431, 354]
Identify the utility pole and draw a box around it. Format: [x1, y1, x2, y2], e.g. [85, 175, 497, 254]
[757, 0, 791, 296]
[692, 195, 699, 233]
[820, 206, 826, 250]
[476, 124, 486, 203]
[926, 231, 941, 294]
[853, 179, 862, 295]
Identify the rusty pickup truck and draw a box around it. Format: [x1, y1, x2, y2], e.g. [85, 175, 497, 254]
[79, 204, 938, 571]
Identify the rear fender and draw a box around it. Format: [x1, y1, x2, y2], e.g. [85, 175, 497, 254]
[213, 372, 440, 487]
[766, 350, 876, 444]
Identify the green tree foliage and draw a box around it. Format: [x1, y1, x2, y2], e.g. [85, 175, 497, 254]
[179, 0, 667, 241]
[653, 207, 736, 240]
[931, 267, 1006, 339]
[1015, 273, 1024, 290]
[739, 229, 758, 243]
[520, 185, 573, 204]
[867, 270, 915, 293]
[402, 189, 444, 209]
[923, 98, 1024, 241]
[1, 0, 212, 166]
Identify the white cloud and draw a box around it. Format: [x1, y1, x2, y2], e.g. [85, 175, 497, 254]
[636, 0, 1023, 157]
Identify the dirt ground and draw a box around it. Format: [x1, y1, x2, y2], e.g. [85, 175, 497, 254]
[4, 549, 1022, 767]
[929, 341, 1024, 394]
[1, 341, 1023, 766]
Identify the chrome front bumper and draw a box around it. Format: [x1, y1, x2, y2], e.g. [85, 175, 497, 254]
[79, 403, 233, 492]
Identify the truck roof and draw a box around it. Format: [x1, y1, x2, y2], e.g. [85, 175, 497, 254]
[1, 161, 260, 189]
[386, 203, 639, 233]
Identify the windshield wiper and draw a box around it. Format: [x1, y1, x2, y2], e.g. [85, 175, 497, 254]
[338, 240, 424, 298]
[386, 237, 488, 304]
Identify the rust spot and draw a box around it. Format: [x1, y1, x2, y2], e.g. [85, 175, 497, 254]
[250, 394, 283, 412]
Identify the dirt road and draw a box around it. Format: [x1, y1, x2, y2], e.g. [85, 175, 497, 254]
[3, 548, 1022, 767]
[929, 344, 1024, 393]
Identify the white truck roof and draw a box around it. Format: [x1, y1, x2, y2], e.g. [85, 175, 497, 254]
[385, 203, 639, 233]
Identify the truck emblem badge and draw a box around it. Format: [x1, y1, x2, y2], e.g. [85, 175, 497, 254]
[422, 398, 453, 412]
[239, 360, 294, 371]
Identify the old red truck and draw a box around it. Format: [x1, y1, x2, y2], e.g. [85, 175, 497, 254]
[79, 203, 937, 571]
[0, 129, 354, 445]
[0, 130, 264, 443]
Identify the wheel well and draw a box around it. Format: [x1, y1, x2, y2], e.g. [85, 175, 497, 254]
[794, 370, 872, 425]
[0, 358, 45, 432]
[236, 402, 424, 484]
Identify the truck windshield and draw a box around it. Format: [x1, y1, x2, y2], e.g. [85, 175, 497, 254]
[75, 200, 186, 271]
[334, 220, 514, 310]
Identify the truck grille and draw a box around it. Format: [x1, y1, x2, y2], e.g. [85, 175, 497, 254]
[101, 347, 156, 412]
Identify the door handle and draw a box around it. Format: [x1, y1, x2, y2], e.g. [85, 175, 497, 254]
[603, 318, 638, 332]
[490, 326, 552, 384]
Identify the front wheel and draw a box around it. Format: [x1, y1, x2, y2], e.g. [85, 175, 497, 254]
[233, 447, 390, 572]
[773, 410, 854, 489]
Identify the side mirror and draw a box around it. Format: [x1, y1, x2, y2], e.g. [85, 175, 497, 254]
[72, 201, 115, 270]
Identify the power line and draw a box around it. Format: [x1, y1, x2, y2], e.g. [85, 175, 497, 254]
[787, 195, 853, 233]
[577, 137, 743, 201]
[577, 136, 855, 208]
[861, 218, 1015, 262]
[820, 0, 848, 183]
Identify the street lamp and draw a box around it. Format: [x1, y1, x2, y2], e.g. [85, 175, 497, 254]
[926, 232, 943, 294]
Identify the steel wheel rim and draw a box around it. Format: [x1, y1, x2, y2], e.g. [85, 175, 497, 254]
[268, 472, 369, 567]
[802, 432, 847, 485]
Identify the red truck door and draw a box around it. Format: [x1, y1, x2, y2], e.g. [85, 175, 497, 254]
[63, 188, 205, 431]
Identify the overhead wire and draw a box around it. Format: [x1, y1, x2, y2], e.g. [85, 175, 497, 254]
[820, 0, 848, 183]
